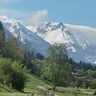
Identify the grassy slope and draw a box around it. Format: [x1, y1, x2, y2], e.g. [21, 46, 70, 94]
[24, 73, 50, 94]
[0, 74, 94, 96]
[0, 73, 50, 96]
[56, 87, 94, 96]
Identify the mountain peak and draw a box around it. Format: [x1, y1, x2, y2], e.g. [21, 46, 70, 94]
[1, 16, 96, 64]
[0, 16, 18, 24]
[0, 16, 8, 20]
[27, 22, 96, 64]
[1, 17, 50, 56]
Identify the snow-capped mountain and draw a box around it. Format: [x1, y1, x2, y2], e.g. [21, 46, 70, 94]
[27, 22, 96, 64]
[0, 16, 50, 56]
[1, 16, 96, 64]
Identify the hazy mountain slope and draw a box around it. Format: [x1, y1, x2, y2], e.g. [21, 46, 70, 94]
[1, 16, 96, 64]
[0, 16, 50, 56]
[27, 22, 96, 64]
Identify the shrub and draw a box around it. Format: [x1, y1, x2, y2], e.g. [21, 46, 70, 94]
[11, 62, 27, 91]
[0, 58, 27, 91]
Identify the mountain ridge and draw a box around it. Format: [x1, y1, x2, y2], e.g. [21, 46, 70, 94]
[1, 16, 96, 64]
[27, 22, 96, 64]
[0, 16, 50, 56]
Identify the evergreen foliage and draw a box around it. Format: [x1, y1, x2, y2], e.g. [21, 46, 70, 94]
[42, 43, 72, 90]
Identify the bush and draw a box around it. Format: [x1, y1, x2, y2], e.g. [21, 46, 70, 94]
[0, 58, 12, 85]
[0, 57, 27, 91]
[11, 62, 27, 91]
[90, 79, 96, 89]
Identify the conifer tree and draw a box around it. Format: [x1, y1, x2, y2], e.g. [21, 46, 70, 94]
[43, 43, 72, 90]
[6, 37, 24, 62]
[0, 21, 6, 56]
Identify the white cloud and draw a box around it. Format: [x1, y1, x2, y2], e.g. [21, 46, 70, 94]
[30, 10, 48, 26]
[0, 9, 48, 26]
[0, 0, 21, 3]
[0, 9, 25, 18]
[0, 9, 29, 24]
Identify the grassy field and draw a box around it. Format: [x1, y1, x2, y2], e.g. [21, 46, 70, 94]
[0, 74, 94, 96]
[56, 87, 94, 96]
[24, 73, 50, 95]
[0, 73, 50, 96]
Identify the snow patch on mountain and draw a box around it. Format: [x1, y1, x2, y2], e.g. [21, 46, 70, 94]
[27, 22, 96, 64]
[0, 16, 50, 56]
[1, 16, 96, 64]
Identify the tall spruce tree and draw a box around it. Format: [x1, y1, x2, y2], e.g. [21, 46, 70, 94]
[5, 37, 24, 62]
[0, 21, 6, 56]
[43, 43, 72, 90]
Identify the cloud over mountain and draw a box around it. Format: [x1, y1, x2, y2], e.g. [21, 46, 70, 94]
[30, 10, 48, 26]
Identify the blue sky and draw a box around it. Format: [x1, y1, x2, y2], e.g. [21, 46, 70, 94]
[0, 0, 96, 28]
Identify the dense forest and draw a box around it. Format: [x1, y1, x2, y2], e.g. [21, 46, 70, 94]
[0, 21, 96, 93]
